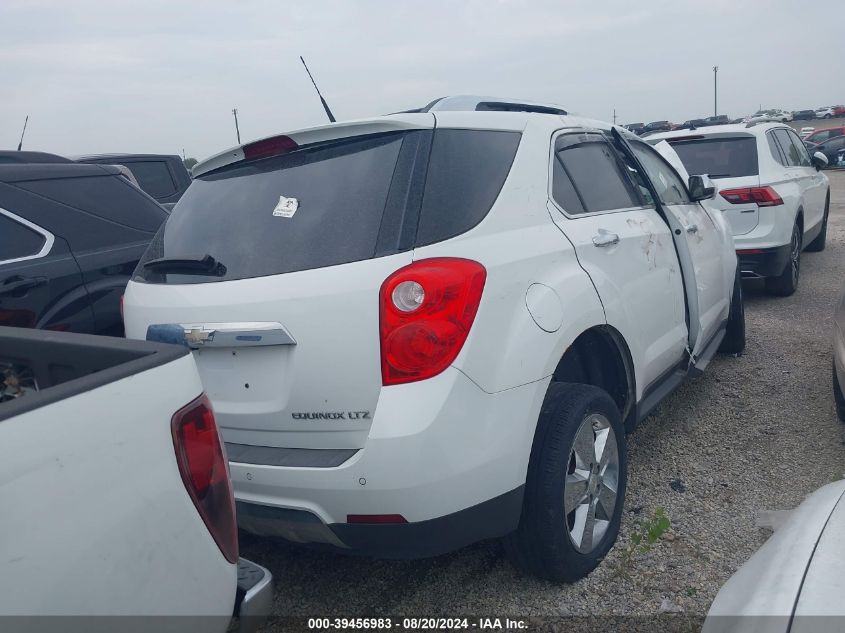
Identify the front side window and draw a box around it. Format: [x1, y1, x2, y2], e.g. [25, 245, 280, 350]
[630, 143, 691, 206]
[0, 211, 47, 263]
[785, 130, 812, 167]
[551, 134, 640, 214]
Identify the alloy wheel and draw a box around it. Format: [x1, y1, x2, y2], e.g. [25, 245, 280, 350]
[564, 413, 619, 553]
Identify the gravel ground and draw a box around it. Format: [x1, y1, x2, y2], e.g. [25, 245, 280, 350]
[243, 172, 845, 624]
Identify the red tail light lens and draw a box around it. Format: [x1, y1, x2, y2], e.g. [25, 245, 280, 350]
[720, 186, 783, 206]
[380, 258, 486, 386]
[171, 394, 238, 563]
[243, 135, 298, 161]
[347, 514, 408, 524]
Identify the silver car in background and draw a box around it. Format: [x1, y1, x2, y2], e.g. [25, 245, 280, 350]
[704, 480, 845, 633]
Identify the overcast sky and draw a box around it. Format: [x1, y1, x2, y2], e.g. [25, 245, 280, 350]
[2, 0, 841, 160]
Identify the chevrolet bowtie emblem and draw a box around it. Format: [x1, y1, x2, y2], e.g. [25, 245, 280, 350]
[184, 327, 215, 347]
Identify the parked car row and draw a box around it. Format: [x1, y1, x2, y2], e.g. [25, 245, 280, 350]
[627, 104, 844, 136]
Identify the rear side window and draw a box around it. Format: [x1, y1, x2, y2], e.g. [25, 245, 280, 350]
[773, 129, 803, 167]
[15, 174, 168, 232]
[767, 133, 788, 165]
[552, 135, 640, 214]
[136, 129, 521, 284]
[415, 130, 520, 246]
[667, 137, 758, 179]
[0, 212, 46, 262]
[127, 161, 177, 198]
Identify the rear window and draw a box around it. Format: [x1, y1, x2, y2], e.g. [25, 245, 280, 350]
[126, 161, 177, 198]
[668, 136, 758, 179]
[136, 129, 520, 284]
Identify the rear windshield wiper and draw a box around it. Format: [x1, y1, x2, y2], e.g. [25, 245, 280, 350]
[142, 254, 227, 277]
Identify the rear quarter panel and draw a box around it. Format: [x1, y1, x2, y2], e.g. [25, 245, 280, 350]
[413, 118, 606, 394]
[0, 353, 235, 622]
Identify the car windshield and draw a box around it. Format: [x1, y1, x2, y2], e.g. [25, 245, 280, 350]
[668, 136, 758, 179]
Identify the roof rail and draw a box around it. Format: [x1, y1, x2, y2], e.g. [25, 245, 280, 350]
[745, 118, 778, 127]
[401, 95, 568, 116]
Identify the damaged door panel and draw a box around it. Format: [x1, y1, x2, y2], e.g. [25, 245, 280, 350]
[546, 130, 688, 397]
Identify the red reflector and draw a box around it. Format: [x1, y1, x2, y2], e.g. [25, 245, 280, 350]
[379, 258, 487, 386]
[736, 249, 765, 254]
[171, 394, 238, 563]
[243, 135, 298, 161]
[347, 514, 408, 524]
[720, 186, 783, 207]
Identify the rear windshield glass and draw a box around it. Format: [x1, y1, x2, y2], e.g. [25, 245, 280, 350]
[668, 137, 758, 179]
[135, 129, 520, 284]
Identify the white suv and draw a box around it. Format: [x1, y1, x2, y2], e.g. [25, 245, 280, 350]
[124, 96, 742, 581]
[647, 123, 830, 295]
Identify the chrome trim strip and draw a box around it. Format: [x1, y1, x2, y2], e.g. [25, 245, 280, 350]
[146, 321, 296, 348]
[0, 207, 55, 265]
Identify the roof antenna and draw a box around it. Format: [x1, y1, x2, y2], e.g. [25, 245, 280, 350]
[300, 56, 336, 123]
[17, 115, 29, 151]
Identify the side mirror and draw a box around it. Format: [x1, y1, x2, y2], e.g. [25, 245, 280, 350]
[812, 151, 829, 170]
[689, 174, 716, 201]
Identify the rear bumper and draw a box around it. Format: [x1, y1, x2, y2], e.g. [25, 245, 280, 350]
[229, 368, 547, 557]
[736, 244, 791, 278]
[238, 487, 524, 559]
[234, 558, 273, 633]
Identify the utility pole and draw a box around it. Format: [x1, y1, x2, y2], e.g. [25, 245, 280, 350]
[17, 115, 29, 151]
[713, 65, 719, 117]
[613, 108, 617, 125]
[232, 108, 241, 144]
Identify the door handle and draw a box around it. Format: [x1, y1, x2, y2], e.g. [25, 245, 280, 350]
[0, 276, 47, 296]
[687, 224, 699, 234]
[592, 230, 620, 247]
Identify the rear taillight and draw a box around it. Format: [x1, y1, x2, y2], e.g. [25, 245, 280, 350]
[171, 394, 238, 564]
[720, 186, 783, 206]
[347, 514, 408, 524]
[119, 294, 124, 322]
[243, 135, 298, 161]
[379, 258, 486, 386]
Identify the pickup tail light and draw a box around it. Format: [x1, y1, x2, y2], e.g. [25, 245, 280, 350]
[171, 393, 238, 564]
[380, 258, 486, 386]
[720, 186, 783, 207]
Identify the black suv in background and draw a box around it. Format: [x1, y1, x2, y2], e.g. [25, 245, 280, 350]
[75, 154, 191, 209]
[0, 163, 168, 334]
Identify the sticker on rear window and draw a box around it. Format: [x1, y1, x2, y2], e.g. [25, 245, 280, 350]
[272, 195, 299, 218]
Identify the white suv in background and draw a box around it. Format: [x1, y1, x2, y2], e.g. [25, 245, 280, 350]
[124, 96, 742, 582]
[647, 123, 830, 295]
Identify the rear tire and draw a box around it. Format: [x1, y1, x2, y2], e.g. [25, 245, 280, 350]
[504, 383, 626, 582]
[766, 223, 801, 296]
[805, 194, 830, 252]
[719, 269, 746, 355]
[834, 360, 845, 423]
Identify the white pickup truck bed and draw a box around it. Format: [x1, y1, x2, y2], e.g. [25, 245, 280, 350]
[0, 327, 271, 632]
